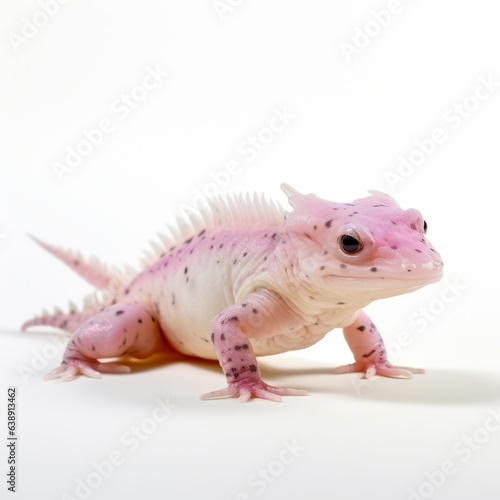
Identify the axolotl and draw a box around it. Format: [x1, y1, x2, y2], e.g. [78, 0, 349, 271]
[23, 184, 443, 402]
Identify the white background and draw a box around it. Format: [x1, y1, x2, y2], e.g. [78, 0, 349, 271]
[1, 1, 500, 499]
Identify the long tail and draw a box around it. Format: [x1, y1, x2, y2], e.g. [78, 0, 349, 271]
[23, 237, 136, 333]
[21, 292, 117, 333]
[28, 235, 116, 290]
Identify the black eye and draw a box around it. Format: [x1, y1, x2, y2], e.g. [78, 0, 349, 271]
[340, 234, 363, 254]
[423, 220, 428, 233]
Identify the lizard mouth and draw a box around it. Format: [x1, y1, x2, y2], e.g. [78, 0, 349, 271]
[328, 269, 444, 290]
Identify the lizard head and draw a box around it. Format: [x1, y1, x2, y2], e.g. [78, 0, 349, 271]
[281, 184, 443, 293]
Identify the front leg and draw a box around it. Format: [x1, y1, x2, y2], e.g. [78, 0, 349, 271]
[201, 289, 308, 402]
[333, 310, 424, 379]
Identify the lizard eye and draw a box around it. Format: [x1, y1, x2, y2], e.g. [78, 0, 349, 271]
[423, 220, 428, 234]
[339, 233, 363, 254]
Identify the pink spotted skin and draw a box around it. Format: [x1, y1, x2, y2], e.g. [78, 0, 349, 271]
[22, 184, 443, 402]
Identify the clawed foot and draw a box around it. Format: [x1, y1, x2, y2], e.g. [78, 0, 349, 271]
[201, 378, 308, 402]
[45, 358, 131, 381]
[332, 361, 425, 379]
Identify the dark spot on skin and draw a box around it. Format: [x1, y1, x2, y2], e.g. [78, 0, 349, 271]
[410, 223, 417, 230]
[125, 288, 130, 295]
[324, 250, 328, 255]
[264, 256, 267, 261]
[184, 267, 188, 274]
[271, 233, 277, 239]
[252, 308, 258, 314]
[73, 260, 80, 266]
[430, 248, 435, 252]
[221, 334, 226, 341]
[138, 318, 142, 324]
[151, 315, 155, 322]
[189, 248, 194, 255]
[340, 263, 347, 269]
[345, 203, 355, 206]
[320, 265, 325, 270]
[184, 238, 193, 245]
[337, 301, 345, 305]
[227, 358, 232, 362]
[135, 333, 139, 341]
[219, 244, 223, 249]
[186, 277, 189, 283]
[231, 367, 237, 372]
[313, 225, 317, 230]
[415, 249, 422, 253]
[235, 345, 241, 351]
[242, 344, 249, 350]
[391, 221, 397, 225]
[216, 260, 220, 264]
[391, 245, 398, 250]
[203, 339, 209, 343]
[373, 204, 387, 208]
[60, 320, 68, 329]
[210, 245, 214, 250]
[325, 220, 332, 228]
[92, 344, 95, 351]
[116, 310, 124, 316]
[198, 229, 206, 237]
[370, 267, 377, 272]
[242, 302, 247, 308]
[171, 293, 176, 305]
[160, 252, 165, 258]
[233, 259, 237, 265]
[234, 373, 239, 379]
[211, 333, 215, 342]
[362, 349, 376, 358]
[229, 316, 239, 322]
[249, 364, 257, 372]
[304, 233, 312, 239]
[357, 326, 365, 332]
[407, 269, 412, 272]
[243, 252, 248, 257]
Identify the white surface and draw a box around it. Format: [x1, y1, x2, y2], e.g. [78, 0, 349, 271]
[1, 1, 500, 499]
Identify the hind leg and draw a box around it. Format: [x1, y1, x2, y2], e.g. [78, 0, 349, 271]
[46, 301, 164, 381]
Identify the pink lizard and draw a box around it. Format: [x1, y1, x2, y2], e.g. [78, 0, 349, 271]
[22, 184, 443, 402]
